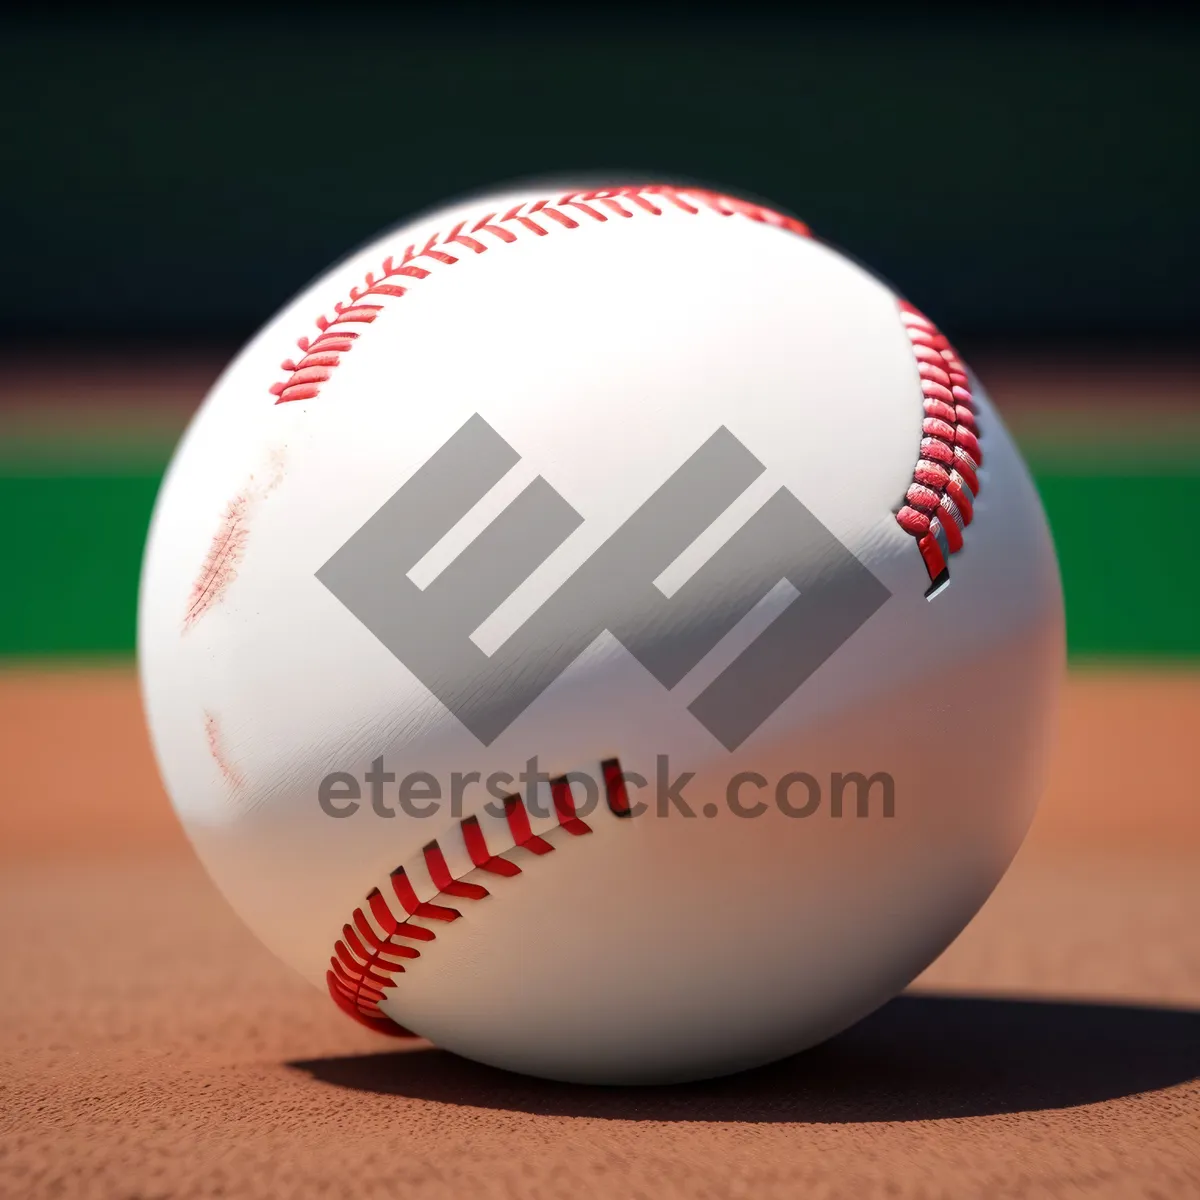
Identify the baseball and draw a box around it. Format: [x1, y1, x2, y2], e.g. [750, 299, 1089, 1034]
[139, 181, 1064, 1085]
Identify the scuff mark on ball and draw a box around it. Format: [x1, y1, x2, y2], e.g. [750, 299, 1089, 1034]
[204, 710, 245, 792]
[182, 449, 287, 631]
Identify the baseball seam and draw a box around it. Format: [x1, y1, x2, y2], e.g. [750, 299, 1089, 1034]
[269, 185, 811, 406]
[892, 300, 983, 594]
[326, 758, 632, 1037]
[266, 186, 981, 597]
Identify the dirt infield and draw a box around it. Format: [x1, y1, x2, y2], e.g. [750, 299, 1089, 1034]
[1, 667, 1198, 1198]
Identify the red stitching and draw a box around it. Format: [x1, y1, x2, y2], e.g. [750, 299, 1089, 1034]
[326, 760, 633, 1037]
[503, 793, 554, 855]
[601, 757, 633, 817]
[270, 186, 811, 404]
[893, 301, 982, 596]
[550, 775, 592, 836]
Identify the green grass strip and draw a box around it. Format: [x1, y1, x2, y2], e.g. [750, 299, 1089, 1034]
[2, 466, 1197, 660]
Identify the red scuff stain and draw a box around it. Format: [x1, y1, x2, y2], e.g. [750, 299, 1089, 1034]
[182, 448, 288, 632]
[183, 493, 251, 631]
[204, 711, 245, 791]
[262, 446, 288, 495]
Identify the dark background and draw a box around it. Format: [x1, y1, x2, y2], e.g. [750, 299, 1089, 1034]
[2, 8, 1198, 658]
[3, 9, 1198, 346]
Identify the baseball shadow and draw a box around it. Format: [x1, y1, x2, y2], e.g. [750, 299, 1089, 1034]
[288, 992, 1200, 1123]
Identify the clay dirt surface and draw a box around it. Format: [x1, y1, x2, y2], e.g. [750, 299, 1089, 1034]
[1, 666, 1198, 1199]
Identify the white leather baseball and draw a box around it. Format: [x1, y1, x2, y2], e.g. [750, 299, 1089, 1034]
[139, 182, 1063, 1084]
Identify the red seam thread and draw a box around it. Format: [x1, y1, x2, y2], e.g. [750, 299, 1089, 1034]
[326, 760, 632, 1036]
[892, 300, 982, 594]
[270, 187, 811, 405]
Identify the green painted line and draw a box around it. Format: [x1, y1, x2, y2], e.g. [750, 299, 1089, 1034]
[2, 467, 1197, 660]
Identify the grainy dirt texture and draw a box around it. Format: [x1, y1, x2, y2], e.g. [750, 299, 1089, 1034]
[1, 667, 1198, 1200]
